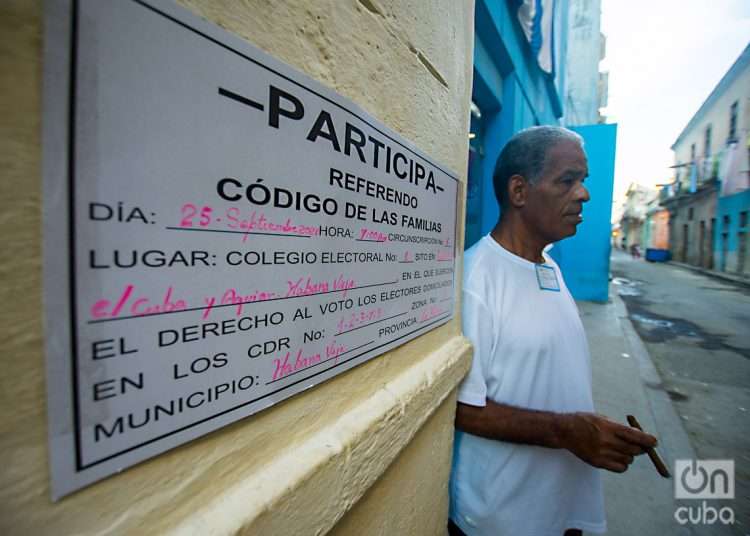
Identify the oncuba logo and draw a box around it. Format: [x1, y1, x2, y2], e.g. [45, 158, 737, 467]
[674, 460, 734, 526]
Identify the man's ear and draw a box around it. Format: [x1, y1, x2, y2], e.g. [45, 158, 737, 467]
[507, 174, 528, 208]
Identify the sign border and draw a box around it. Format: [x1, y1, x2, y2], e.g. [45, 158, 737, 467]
[44, 0, 460, 497]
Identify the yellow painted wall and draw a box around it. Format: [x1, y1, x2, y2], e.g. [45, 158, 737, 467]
[0, 0, 473, 534]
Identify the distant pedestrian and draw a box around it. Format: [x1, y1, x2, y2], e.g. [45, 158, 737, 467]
[630, 243, 641, 259]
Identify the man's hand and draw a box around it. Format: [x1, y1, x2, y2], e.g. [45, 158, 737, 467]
[558, 413, 657, 473]
[455, 401, 658, 473]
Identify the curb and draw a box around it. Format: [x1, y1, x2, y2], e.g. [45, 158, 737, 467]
[610, 290, 697, 467]
[667, 261, 750, 289]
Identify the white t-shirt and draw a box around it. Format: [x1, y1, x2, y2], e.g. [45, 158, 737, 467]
[450, 235, 606, 536]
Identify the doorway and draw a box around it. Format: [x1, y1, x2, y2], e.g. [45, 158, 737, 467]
[682, 224, 689, 262]
[709, 217, 715, 269]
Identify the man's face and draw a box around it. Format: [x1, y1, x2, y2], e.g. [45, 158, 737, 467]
[523, 139, 590, 243]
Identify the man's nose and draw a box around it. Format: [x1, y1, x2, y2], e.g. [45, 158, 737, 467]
[577, 182, 590, 203]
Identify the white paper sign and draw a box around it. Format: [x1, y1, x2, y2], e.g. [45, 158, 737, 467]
[43, 0, 458, 498]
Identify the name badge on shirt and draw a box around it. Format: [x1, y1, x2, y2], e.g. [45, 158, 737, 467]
[535, 264, 560, 292]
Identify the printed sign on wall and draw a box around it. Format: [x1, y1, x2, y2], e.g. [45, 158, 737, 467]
[43, 0, 458, 498]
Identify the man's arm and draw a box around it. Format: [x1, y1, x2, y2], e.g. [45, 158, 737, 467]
[455, 399, 658, 473]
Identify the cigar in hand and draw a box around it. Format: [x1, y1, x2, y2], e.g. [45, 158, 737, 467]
[627, 415, 671, 478]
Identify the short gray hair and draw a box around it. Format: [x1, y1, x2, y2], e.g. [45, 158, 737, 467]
[493, 126, 583, 208]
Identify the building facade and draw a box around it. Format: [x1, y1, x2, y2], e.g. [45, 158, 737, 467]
[466, 0, 570, 249]
[1, 1, 474, 533]
[640, 194, 670, 251]
[620, 183, 657, 251]
[716, 189, 750, 274]
[663, 182, 718, 267]
[562, 0, 608, 126]
[662, 44, 750, 274]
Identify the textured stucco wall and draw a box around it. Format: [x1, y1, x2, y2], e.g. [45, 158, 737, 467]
[329, 392, 458, 536]
[0, 0, 474, 534]
[563, 0, 604, 126]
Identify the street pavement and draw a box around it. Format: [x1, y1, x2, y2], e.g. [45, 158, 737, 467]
[578, 251, 749, 535]
[611, 249, 749, 534]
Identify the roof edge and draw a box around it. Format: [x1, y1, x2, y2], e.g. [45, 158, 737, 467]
[671, 43, 750, 150]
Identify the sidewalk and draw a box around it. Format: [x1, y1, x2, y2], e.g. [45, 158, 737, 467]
[578, 289, 701, 536]
[668, 260, 750, 288]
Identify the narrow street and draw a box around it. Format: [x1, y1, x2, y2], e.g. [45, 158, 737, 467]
[610, 249, 750, 527]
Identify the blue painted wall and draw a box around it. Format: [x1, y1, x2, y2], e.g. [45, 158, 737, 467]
[549, 124, 617, 302]
[715, 189, 750, 269]
[465, 0, 568, 249]
[466, 1, 617, 302]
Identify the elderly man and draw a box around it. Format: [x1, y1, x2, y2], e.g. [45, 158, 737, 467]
[449, 126, 656, 536]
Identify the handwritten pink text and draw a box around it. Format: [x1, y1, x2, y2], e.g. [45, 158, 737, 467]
[359, 228, 388, 242]
[337, 307, 384, 333]
[90, 284, 187, 319]
[272, 340, 348, 381]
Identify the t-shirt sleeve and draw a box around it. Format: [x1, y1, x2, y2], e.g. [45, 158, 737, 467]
[456, 289, 493, 407]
